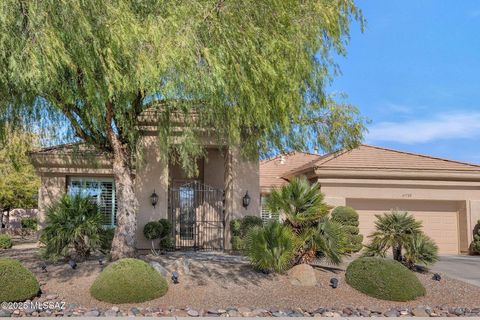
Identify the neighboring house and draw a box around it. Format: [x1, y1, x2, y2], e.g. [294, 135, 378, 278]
[260, 144, 480, 255]
[31, 125, 260, 251]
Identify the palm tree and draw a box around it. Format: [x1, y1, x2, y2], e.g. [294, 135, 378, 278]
[364, 210, 422, 262]
[266, 176, 346, 265]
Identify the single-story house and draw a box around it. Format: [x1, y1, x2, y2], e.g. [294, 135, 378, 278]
[31, 125, 259, 251]
[260, 144, 480, 255]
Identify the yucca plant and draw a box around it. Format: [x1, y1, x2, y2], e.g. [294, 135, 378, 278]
[40, 194, 103, 259]
[244, 221, 298, 273]
[266, 176, 346, 265]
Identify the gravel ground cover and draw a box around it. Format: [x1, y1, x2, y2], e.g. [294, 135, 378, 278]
[2, 248, 480, 317]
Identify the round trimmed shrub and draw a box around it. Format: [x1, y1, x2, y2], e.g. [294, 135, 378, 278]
[345, 257, 425, 301]
[90, 258, 168, 303]
[331, 206, 359, 226]
[0, 234, 13, 249]
[143, 221, 163, 240]
[0, 258, 40, 302]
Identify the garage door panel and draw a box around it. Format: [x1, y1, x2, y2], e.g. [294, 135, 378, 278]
[347, 199, 459, 254]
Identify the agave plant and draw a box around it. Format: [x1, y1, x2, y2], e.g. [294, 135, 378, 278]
[244, 221, 298, 273]
[40, 194, 103, 259]
[266, 176, 346, 265]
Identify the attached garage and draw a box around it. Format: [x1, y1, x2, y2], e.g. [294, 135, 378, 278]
[346, 198, 462, 254]
[267, 144, 480, 255]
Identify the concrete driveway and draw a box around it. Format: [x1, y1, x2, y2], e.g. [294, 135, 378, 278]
[432, 255, 480, 287]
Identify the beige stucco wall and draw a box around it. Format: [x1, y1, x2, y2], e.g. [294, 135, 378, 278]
[38, 175, 67, 228]
[134, 135, 169, 249]
[34, 138, 260, 251]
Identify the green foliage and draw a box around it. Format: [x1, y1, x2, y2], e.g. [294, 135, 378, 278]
[470, 220, 480, 254]
[21, 217, 38, 231]
[345, 257, 425, 302]
[267, 177, 331, 229]
[403, 233, 439, 267]
[363, 211, 438, 268]
[143, 219, 174, 251]
[0, 234, 13, 249]
[0, 258, 40, 302]
[331, 206, 360, 226]
[0, 0, 366, 259]
[230, 216, 264, 251]
[143, 222, 163, 241]
[244, 221, 298, 273]
[266, 176, 346, 265]
[40, 194, 103, 259]
[0, 129, 39, 213]
[332, 206, 363, 253]
[99, 228, 115, 253]
[90, 258, 168, 304]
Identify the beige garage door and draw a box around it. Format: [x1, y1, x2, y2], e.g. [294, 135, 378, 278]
[346, 199, 460, 254]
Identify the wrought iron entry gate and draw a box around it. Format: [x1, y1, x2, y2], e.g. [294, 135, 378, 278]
[168, 181, 224, 250]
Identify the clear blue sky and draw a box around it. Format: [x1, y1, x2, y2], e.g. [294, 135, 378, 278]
[329, 1, 480, 164]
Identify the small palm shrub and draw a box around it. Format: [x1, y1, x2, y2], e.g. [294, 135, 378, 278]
[40, 194, 103, 259]
[90, 258, 168, 303]
[403, 233, 439, 268]
[331, 206, 363, 253]
[230, 215, 263, 251]
[346, 257, 425, 301]
[0, 234, 13, 249]
[470, 220, 480, 254]
[20, 217, 38, 231]
[0, 258, 40, 302]
[244, 221, 298, 273]
[266, 176, 346, 265]
[363, 210, 438, 268]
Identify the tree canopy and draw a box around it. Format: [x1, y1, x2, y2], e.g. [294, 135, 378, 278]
[0, 128, 39, 213]
[0, 0, 365, 161]
[0, 0, 366, 258]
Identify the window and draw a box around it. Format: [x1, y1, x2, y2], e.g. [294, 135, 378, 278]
[260, 195, 279, 223]
[67, 177, 117, 227]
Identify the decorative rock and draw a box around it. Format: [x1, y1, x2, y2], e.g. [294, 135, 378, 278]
[45, 294, 58, 300]
[187, 309, 199, 317]
[111, 306, 120, 313]
[287, 264, 317, 286]
[104, 310, 118, 317]
[84, 310, 100, 317]
[384, 310, 399, 317]
[149, 261, 169, 277]
[0, 310, 11, 317]
[129, 307, 141, 316]
[412, 307, 429, 317]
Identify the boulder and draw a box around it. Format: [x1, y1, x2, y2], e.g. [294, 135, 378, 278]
[287, 264, 317, 286]
[149, 261, 169, 277]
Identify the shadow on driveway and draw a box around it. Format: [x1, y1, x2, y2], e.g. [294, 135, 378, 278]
[433, 255, 480, 287]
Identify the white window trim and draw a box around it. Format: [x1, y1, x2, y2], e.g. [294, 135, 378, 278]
[67, 176, 116, 228]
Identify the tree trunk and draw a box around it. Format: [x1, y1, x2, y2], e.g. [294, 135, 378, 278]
[392, 245, 402, 262]
[109, 136, 138, 260]
[0, 210, 4, 234]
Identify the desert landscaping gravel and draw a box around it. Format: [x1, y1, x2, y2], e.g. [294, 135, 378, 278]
[2, 248, 480, 317]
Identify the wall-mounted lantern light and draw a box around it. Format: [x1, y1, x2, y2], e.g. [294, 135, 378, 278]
[242, 191, 251, 209]
[150, 189, 159, 208]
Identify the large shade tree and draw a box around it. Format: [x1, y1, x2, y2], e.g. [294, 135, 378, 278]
[0, 128, 40, 233]
[0, 0, 366, 259]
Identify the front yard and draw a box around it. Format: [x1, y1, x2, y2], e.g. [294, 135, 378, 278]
[3, 246, 480, 317]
